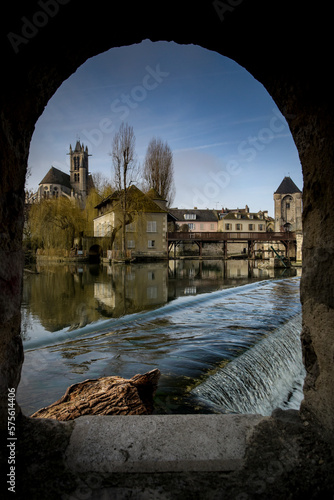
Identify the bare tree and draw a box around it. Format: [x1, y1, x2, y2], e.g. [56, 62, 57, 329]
[92, 172, 114, 198]
[111, 123, 139, 255]
[143, 137, 175, 206]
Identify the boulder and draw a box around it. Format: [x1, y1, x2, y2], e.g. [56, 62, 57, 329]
[31, 369, 160, 420]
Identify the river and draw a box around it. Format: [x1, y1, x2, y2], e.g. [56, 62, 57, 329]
[18, 259, 303, 416]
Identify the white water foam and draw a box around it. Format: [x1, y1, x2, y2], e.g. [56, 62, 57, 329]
[191, 313, 305, 415]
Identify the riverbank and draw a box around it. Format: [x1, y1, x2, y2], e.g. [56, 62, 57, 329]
[36, 255, 89, 263]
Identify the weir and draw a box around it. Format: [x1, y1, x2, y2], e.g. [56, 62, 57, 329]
[192, 314, 305, 416]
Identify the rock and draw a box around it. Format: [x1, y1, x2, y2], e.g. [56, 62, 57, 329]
[31, 369, 160, 420]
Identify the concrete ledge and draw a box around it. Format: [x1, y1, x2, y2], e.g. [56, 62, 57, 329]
[65, 414, 265, 474]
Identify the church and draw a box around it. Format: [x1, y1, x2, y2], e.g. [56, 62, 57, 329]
[33, 141, 93, 206]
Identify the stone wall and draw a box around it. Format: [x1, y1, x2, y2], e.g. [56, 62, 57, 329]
[0, 0, 333, 496]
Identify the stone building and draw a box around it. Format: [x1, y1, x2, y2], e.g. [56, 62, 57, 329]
[273, 176, 303, 261]
[168, 208, 218, 232]
[93, 185, 171, 259]
[274, 176, 302, 232]
[218, 206, 268, 233]
[32, 141, 93, 207]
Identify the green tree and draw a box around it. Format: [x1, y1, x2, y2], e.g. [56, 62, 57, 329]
[29, 197, 86, 251]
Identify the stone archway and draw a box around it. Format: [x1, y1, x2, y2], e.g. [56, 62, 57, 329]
[1, 1, 334, 496]
[88, 244, 102, 263]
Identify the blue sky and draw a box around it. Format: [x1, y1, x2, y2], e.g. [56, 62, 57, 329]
[27, 40, 302, 216]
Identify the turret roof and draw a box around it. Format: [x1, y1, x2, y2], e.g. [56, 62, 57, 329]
[74, 140, 82, 152]
[275, 176, 301, 194]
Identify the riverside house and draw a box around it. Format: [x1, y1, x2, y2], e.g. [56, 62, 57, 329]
[93, 186, 172, 259]
[218, 206, 268, 233]
[168, 208, 219, 232]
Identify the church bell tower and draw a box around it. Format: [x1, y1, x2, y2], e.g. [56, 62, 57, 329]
[69, 140, 90, 200]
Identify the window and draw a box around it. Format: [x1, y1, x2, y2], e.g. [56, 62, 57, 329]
[188, 223, 195, 230]
[147, 221, 157, 232]
[127, 240, 135, 249]
[200, 223, 204, 230]
[225, 223, 232, 230]
[74, 157, 80, 170]
[126, 222, 135, 232]
[286, 203, 290, 209]
[210, 223, 215, 230]
[236, 223, 243, 230]
[148, 240, 155, 248]
[184, 213, 196, 220]
[249, 224, 254, 230]
[259, 224, 264, 231]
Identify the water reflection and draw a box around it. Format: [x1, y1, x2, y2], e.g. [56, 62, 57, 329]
[19, 272, 301, 416]
[22, 260, 299, 343]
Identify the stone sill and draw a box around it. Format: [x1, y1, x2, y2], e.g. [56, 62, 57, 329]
[64, 414, 265, 474]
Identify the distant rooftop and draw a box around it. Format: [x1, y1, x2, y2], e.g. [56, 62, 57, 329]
[94, 185, 168, 213]
[168, 208, 218, 222]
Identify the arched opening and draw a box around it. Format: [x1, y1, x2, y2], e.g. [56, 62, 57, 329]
[88, 244, 102, 263]
[23, 39, 303, 414]
[1, 2, 333, 497]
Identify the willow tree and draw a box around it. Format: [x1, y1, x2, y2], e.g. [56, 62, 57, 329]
[111, 123, 139, 255]
[143, 137, 175, 206]
[29, 197, 86, 252]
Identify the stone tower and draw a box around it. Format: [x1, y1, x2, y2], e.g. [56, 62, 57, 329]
[69, 140, 90, 200]
[274, 176, 302, 233]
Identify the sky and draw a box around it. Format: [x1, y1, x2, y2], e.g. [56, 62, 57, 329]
[27, 40, 303, 216]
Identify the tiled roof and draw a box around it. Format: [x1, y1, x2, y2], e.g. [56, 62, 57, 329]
[168, 208, 218, 222]
[39, 167, 72, 190]
[220, 212, 265, 221]
[146, 188, 166, 200]
[275, 176, 301, 194]
[95, 185, 168, 213]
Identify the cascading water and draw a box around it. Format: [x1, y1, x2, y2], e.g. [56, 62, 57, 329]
[191, 313, 305, 415]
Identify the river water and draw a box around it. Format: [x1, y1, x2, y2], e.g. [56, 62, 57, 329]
[18, 259, 303, 416]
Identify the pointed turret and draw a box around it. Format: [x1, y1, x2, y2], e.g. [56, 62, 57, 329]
[274, 176, 302, 232]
